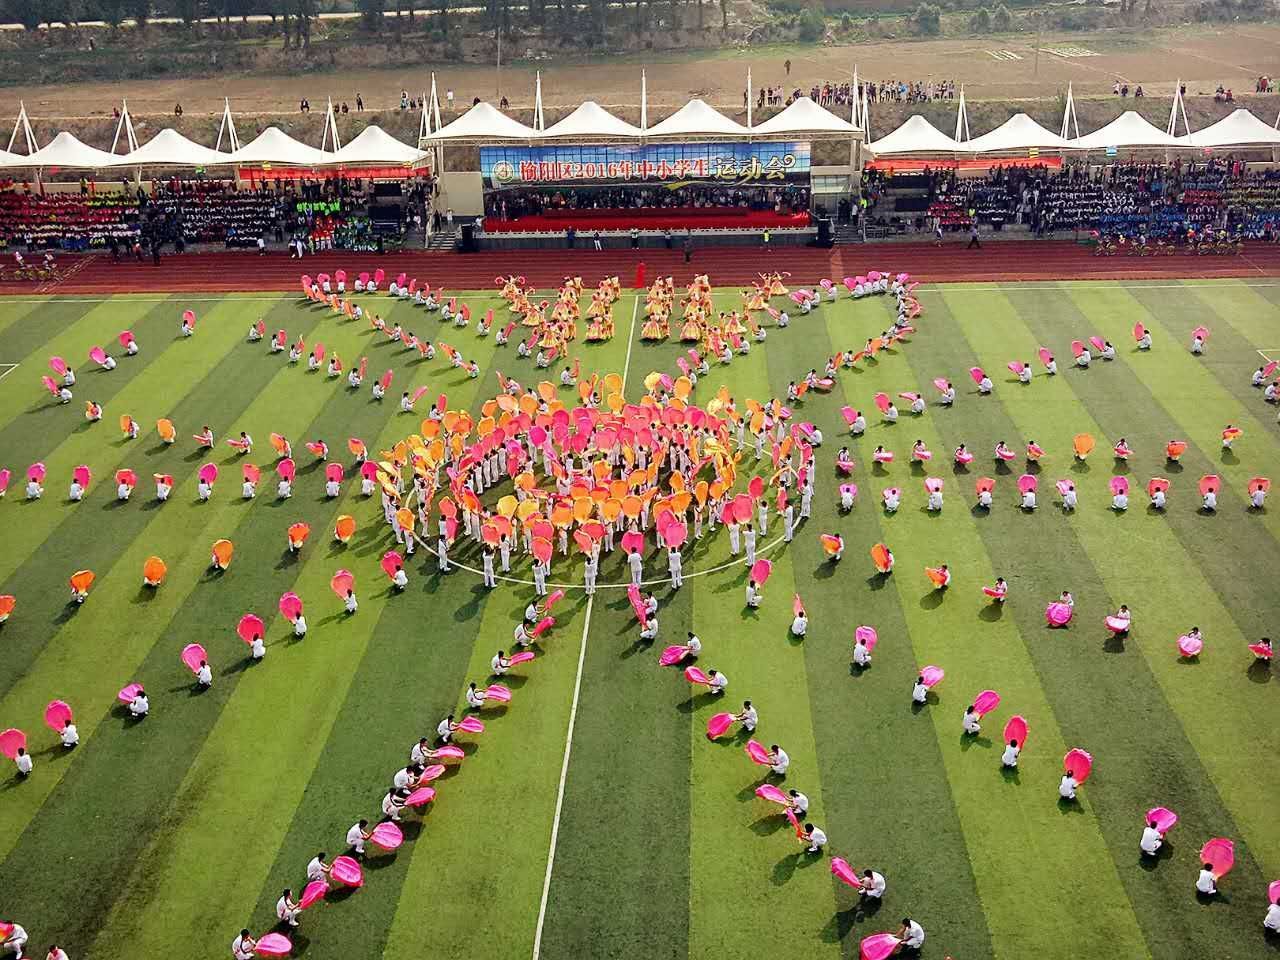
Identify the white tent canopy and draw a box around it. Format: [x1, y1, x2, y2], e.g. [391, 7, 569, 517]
[960, 114, 1077, 153]
[108, 128, 233, 168]
[645, 98, 749, 138]
[430, 102, 539, 142]
[0, 131, 120, 169]
[866, 115, 963, 156]
[1183, 108, 1280, 148]
[328, 125, 424, 165]
[751, 97, 857, 136]
[540, 101, 643, 139]
[228, 126, 334, 166]
[1070, 111, 1182, 150]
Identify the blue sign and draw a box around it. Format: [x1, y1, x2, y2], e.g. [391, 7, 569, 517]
[481, 142, 811, 187]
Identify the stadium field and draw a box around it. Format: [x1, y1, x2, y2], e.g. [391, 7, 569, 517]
[0, 276, 1278, 960]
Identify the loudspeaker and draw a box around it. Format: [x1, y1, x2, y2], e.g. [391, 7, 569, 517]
[816, 218, 833, 248]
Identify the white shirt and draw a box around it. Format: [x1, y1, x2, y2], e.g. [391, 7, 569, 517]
[853, 644, 871, 666]
[1140, 826, 1163, 854]
[1022, 492, 1036, 509]
[437, 717, 454, 738]
[770, 748, 790, 774]
[710, 673, 728, 693]
[466, 687, 487, 708]
[863, 871, 886, 897]
[231, 934, 255, 960]
[392, 570, 408, 588]
[61, 723, 79, 746]
[276, 895, 297, 918]
[791, 615, 807, 636]
[15, 752, 32, 774]
[1196, 868, 1216, 893]
[805, 826, 827, 846]
[1151, 490, 1166, 508]
[978, 491, 992, 507]
[491, 654, 508, 674]
[1203, 492, 1217, 511]
[197, 664, 212, 686]
[1252, 489, 1266, 508]
[741, 705, 758, 727]
[130, 694, 149, 716]
[1265, 903, 1280, 931]
[962, 712, 980, 734]
[119, 482, 132, 499]
[1059, 775, 1077, 798]
[912, 682, 927, 703]
[903, 921, 925, 948]
[306, 856, 328, 881]
[251, 638, 265, 659]
[687, 635, 702, 655]
[346, 823, 367, 846]
[789, 791, 809, 813]
[1001, 744, 1020, 767]
[1113, 494, 1128, 510]
[293, 616, 307, 637]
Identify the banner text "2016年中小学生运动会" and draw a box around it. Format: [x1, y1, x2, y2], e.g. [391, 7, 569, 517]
[481, 142, 811, 187]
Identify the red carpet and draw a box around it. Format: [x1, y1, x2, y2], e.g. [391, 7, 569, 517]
[11, 241, 1280, 295]
[483, 207, 811, 233]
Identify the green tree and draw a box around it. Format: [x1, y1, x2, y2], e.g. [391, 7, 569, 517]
[913, 2, 940, 34]
[991, 2, 1011, 28]
[796, 7, 824, 40]
[128, 0, 151, 26]
[718, 0, 727, 29]
[969, 6, 990, 30]
[170, 0, 201, 24]
[357, 0, 384, 28]
[3, 0, 45, 28]
[94, 0, 128, 24]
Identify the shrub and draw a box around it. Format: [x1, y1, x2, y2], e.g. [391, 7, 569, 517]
[991, 2, 1011, 28]
[913, 2, 941, 34]
[797, 7, 825, 40]
[969, 6, 991, 30]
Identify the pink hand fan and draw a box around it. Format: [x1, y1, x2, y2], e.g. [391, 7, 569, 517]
[745, 740, 771, 765]
[1003, 715, 1028, 747]
[44, 700, 73, 732]
[973, 690, 1000, 716]
[370, 821, 403, 850]
[706, 713, 736, 739]
[405, 786, 437, 807]
[181, 643, 207, 674]
[330, 855, 363, 887]
[1064, 748, 1094, 783]
[755, 784, 788, 804]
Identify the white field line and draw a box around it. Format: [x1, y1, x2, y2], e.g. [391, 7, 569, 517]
[531, 593, 593, 960]
[0, 363, 18, 382]
[532, 288, 642, 959]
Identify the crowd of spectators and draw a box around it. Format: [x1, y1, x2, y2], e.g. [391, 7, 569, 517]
[755, 78, 955, 110]
[0, 174, 425, 254]
[889, 159, 1280, 239]
[485, 184, 811, 220]
[864, 79, 956, 104]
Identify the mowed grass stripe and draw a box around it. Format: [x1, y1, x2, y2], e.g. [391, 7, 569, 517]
[0, 301, 376, 951]
[1001, 285, 1280, 875]
[82, 298, 450, 958]
[240, 303, 624, 960]
[680, 315, 840, 960]
[1064, 284, 1280, 540]
[0, 296, 172, 434]
[807, 301, 994, 959]
[519, 315, 698, 960]
[931, 288, 1268, 956]
[386, 310, 643, 959]
[835, 294, 1149, 958]
[234, 321, 510, 959]
[0, 296, 52, 345]
[0, 298, 302, 703]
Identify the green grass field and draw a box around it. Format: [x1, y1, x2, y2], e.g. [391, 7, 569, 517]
[1, 279, 1279, 960]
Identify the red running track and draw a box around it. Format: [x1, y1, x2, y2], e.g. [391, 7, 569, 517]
[11, 240, 1280, 295]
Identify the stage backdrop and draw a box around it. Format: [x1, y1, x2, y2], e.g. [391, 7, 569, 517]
[481, 142, 812, 189]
